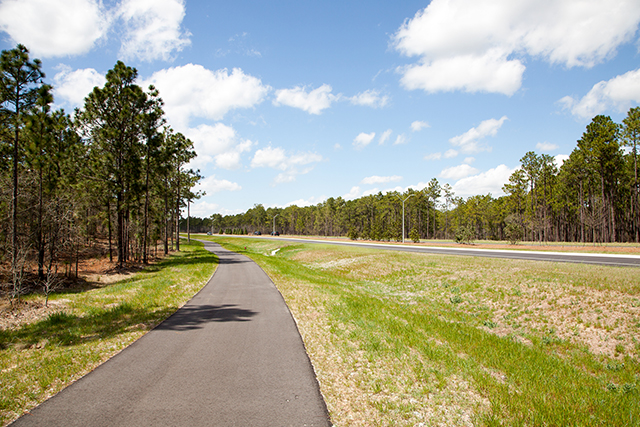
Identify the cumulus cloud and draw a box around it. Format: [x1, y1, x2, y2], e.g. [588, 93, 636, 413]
[349, 89, 389, 108]
[449, 116, 507, 153]
[186, 200, 221, 218]
[0, 0, 108, 57]
[343, 186, 362, 200]
[195, 175, 242, 194]
[439, 164, 480, 180]
[445, 149, 459, 158]
[273, 84, 339, 114]
[353, 132, 376, 149]
[536, 142, 559, 152]
[554, 154, 569, 167]
[251, 146, 323, 184]
[361, 175, 403, 185]
[0, 0, 191, 61]
[118, 0, 191, 62]
[184, 123, 253, 170]
[393, 0, 640, 95]
[379, 129, 393, 145]
[285, 195, 327, 208]
[146, 65, 270, 129]
[425, 152, 442, 160]
[559, 68, 640, 119]
[451, 164, 516, 197]
[411, 120, 430, 131]
[53, 66, 105, 107]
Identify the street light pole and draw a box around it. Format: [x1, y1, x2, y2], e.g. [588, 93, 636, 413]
[396, 193, 415, 243]
[273, 214, 279, 234]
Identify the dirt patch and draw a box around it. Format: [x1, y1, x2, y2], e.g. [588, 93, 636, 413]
[1, 246, 166, 332]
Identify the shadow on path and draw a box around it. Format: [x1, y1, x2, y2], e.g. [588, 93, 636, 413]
[156, 304, 258, 331]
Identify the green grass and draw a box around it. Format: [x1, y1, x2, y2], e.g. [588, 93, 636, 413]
[206, 235, 640, 427]
[0, 240, 216, 426]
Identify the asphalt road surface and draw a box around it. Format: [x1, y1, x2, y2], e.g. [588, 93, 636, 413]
[251, 236, 640, 268]
[11, 241, 331, 427]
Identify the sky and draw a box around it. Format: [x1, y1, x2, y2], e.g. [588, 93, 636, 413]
[1, 0, 640, 217]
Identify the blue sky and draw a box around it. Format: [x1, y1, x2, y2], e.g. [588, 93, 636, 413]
[2, 0, 640, 216]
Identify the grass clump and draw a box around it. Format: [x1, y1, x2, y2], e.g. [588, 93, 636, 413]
[0, 241, 216, 426]
[207, 235, 640, 427]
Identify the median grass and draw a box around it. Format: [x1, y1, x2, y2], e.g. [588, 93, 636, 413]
[0, 241, 216, 426]
[208, 235, 640, 426]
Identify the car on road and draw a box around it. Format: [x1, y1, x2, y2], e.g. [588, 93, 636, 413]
[254, 231, 262, 235]
[271, 231, 279, 236]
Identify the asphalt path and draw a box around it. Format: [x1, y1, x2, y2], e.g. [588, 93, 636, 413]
[11, 240, 331, 427]
[247, 235, 640, 268]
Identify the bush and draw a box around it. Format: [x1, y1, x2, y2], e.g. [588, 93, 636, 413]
[504, 215, 524, 245]
[409, 228, 420, 243]
[348, 227, 359, 241]
[455, 225, 475, 244]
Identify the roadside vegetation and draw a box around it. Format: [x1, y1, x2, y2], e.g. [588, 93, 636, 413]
[190, 109, 640, 247]
[0, 241, 215, 426]
[208, 235, 640, 426]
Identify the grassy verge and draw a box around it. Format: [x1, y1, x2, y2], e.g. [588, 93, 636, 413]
[0, 240, 216, 426]
[207, 235, 640, 426]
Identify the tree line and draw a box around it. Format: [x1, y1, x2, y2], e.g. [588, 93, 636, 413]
[1, 45, 201, 300]
[198, 110, 639, 245]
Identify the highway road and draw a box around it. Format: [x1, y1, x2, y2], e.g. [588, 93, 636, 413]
[11, 240, 331, 427]
[246, 236, 640, 268]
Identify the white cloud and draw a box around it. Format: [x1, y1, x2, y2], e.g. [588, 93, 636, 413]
[195, 175, 242, 194]
[186, 200, 220, 218]
[411, 120, 430, 131]
[463, 157, 475, 164]
[251, 146, 323, 184]
[399, 50, 525, 95]
[0, 0, 191, 62]
[554, 154, 569, 167]
[185, 123, 254, 170]
[439, 164, 480, 180]
[273, 84, 339, 114]
[393, 0, 640, 95]
[393, 134, 408, 145]
[451, 164, 516, 197]
[559, 68, 640, 119]
[146, 65, 270, 130]
[0, 0, 109, 57]
[285, 195, 326, 208]
[424, 152, 442, 160]
[361, 175, 402, 185]
[349, 89, 389, 108]
[251, 146, 287, 169]
[118, 0, 191, 62]
[536, 142, 559, 152]
[379, 129, 393, 145]
[343, 186, 362, 200]
[444, 149, 458, 158]
[353, 132, 376, 149]
[449, 116, 507, 153]
[53, 66, 105, 108]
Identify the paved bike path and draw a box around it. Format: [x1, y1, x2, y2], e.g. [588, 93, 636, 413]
[12, 241, 331, 426]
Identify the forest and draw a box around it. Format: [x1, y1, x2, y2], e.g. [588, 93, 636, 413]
[197, 110, 640, 245]
[0, 45, 201, 299]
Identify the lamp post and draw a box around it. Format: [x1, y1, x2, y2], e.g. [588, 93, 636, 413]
[272, 213, 279, 234]
[396, 193, 415, 243]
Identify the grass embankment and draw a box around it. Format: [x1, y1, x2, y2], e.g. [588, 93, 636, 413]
[0, 241, 216, 426]
[209, 235, 640, 427]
